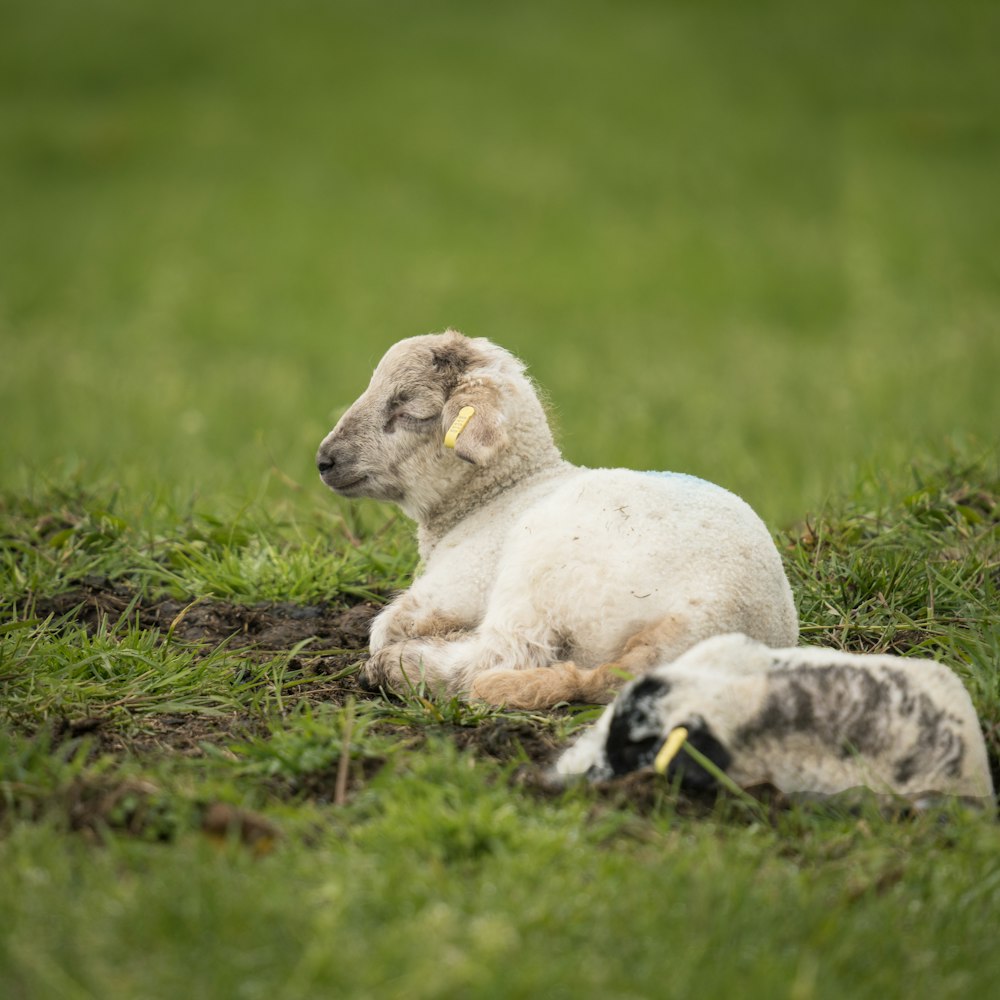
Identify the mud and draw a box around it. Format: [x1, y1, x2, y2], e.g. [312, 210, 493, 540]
[37, 576, 378, 651]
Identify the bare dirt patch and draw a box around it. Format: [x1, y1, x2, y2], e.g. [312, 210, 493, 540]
[452, 716, 564, 765]
[51, 709, 268, 759]
[33, 578, 569, 771]
[33, 577, 378, 757]
[38, 576, 378, 652]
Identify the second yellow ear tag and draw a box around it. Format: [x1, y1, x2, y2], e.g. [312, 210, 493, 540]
[653, 727, 689, 774]
[444, 406, 476, 449]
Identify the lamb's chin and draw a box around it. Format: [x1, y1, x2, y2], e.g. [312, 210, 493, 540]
[326, 475, 369, 496]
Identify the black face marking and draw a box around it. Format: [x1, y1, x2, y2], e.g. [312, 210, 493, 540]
[605, 677, 671, 776]
[664, 721, 733, 793]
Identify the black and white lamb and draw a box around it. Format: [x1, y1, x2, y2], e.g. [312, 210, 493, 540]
[555, 633, 994, 801]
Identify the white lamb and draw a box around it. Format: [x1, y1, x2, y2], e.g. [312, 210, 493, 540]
[555, 633, 995, 801]
[316, 330, 798, 708]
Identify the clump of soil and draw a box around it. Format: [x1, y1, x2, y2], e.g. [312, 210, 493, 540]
[452, 717, 563, 765]
[52, 710, 268, 759]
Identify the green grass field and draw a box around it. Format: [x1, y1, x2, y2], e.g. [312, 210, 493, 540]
[3, 1, 1000, 997]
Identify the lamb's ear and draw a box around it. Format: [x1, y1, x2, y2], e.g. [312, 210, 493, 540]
[441, 377, 507, 465]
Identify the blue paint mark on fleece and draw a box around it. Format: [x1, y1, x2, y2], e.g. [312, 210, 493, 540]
[642, 470, 722, 490]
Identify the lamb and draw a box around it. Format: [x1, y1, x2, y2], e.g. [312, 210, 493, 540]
[316, 329, 798, 709]
[555, 633, 995, 801]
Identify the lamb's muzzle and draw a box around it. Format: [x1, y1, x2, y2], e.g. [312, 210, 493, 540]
[316, 329, 800, 708]
[315, 440, 369, 495]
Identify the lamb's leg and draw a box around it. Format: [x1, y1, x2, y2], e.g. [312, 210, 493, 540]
[469, 660, 627, 709]
[361, 623, 558, 698]
[364, 607, 702, 708]
[361, 637, 456, 695]
[611, 612, 697, 672]
[469, 613, 699, 709]
[369, 593, 472, 651]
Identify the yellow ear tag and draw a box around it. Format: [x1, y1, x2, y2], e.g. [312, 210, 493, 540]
[443, 406, 476, 449]
[653, 726, 689, 775]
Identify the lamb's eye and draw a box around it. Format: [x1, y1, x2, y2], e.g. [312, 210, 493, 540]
[384, 410, 438, 433]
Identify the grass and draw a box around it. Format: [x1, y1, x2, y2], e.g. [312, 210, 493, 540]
[2, 0, 1000, 996]
[2, 458, 999, 1000]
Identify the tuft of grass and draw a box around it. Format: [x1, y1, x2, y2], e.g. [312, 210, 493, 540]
[0, 615, 244, 731]
[786, 455, 999, 655]
[234, 699, 397, 799]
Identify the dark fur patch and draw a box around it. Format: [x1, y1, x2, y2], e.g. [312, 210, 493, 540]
[893, 753, 919, 785]
[430, 336, 478, 392]
[605, 677, 671, 775]
[735, 665, 893, 756]
[893, 693, 966, 782]
[664, 722, 733, 793]
[733, 664, 968, 785]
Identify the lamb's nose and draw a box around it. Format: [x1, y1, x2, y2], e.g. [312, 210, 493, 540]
[316, 450, 335, 474]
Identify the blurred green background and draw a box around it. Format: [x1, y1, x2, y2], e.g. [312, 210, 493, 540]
[2, 0, 998, 527]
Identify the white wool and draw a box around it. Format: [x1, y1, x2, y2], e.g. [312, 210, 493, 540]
[317, 331, 798, 707]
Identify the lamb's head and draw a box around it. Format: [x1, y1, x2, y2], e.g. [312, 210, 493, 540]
[602, 675, 732, 791]
[316, 330, 558, 522]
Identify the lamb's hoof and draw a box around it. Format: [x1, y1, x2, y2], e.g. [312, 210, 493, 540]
[358, 668, 382, 694]
[358, 649, 416, 699]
